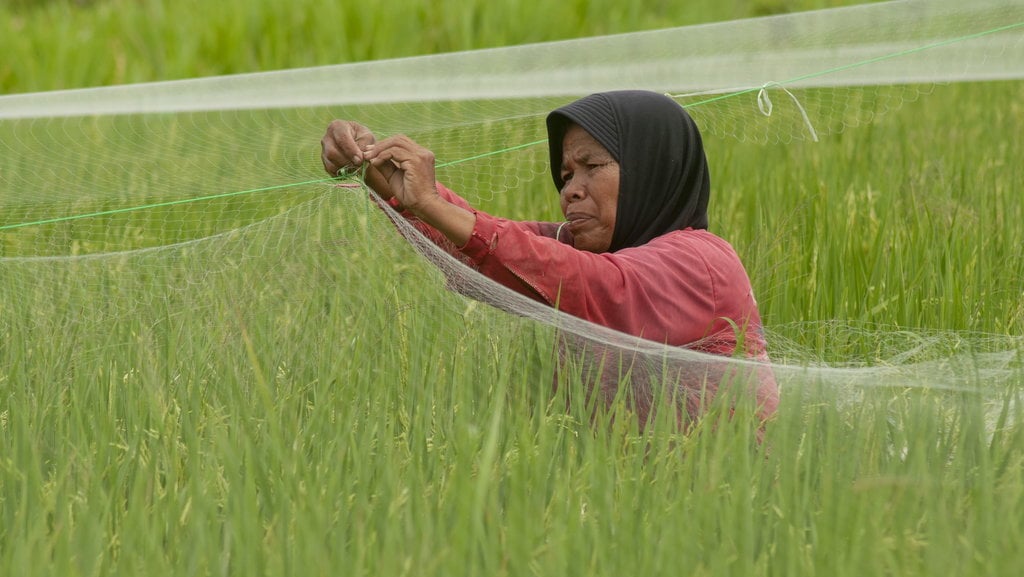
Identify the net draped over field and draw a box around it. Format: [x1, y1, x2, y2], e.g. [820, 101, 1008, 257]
[4, 2, 1024, 574]
[1, 0, 1022, 424]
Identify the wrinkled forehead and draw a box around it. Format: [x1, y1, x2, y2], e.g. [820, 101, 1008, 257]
[548, 107, 620, 160]
[560, 124, 616, 165]
[546, 98, 622, 190]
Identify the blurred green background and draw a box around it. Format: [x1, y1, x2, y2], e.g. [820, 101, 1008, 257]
[1, 0, 880, 93]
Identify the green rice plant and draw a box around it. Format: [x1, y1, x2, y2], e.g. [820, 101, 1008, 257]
[1, 1, 1022, 576]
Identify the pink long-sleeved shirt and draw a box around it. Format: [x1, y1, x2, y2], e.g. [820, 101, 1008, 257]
[394, 183, 779, 423]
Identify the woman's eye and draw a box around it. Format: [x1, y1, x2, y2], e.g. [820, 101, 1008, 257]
[562, 172, 573, 182]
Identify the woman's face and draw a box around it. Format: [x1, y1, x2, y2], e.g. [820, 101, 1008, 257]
[558, 124, 620, 253]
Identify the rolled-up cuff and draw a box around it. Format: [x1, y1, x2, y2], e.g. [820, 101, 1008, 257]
[458, 211, 499, 263]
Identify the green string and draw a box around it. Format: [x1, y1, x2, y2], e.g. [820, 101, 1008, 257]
[1, 19, 1020, 233]
[0, 177, 339, 232]
[435, 138, 548, 168]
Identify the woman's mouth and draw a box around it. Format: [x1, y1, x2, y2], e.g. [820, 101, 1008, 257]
[565, 213, 590, 231]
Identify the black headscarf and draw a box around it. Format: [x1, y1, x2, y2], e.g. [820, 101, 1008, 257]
[546, 90, 710, 252]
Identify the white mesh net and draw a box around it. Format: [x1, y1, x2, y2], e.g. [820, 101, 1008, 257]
[1, 0, 1022, 429]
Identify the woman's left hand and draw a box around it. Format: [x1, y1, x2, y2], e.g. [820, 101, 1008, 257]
[364, 135, 476, 247]
[363, 135, 440, 215]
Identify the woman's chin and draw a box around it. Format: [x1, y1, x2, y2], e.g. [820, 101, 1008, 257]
[573, 235, 611, 253]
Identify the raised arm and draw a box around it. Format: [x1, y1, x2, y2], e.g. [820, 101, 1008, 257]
[362, 135, 476, 248]
[322, 122, 475, 248]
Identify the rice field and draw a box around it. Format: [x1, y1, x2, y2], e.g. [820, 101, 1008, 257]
[1, 1, 1023, 576]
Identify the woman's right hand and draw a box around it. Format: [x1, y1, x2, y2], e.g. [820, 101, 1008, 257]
[321, 120, 395, 199]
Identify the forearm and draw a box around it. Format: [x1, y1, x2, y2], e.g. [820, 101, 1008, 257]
[377, 183, 477, 262]
[405, 195, 475, 248]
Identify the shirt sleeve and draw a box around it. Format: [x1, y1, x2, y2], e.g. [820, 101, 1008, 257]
[459, 210, 733, 347]
[388, 182, 758, 351]
[381, 183, 557, 261]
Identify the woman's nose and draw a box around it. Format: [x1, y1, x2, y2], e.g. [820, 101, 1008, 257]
[561, 180, 585, 202]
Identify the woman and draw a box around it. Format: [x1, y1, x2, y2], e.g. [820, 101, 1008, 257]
[321, 90, 778, 428]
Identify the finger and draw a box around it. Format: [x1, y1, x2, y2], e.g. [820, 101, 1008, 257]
[325, 120, 370, 166]
[321, 137, 357, 176]
[369, 140, 437, 201]
[365, 135, 423, 166]
[335, 123, 365, 166]
[375, 157, 398, 182]
[321, 141, 342, 176]
[350, 124, 377, 160]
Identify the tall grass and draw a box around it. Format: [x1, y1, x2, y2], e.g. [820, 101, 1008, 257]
[1, 1, 1022, 576]
[711, 81, 1024, 341]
